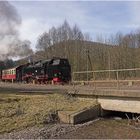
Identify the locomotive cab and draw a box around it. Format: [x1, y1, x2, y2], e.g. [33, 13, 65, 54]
[44, 58, 71, 83]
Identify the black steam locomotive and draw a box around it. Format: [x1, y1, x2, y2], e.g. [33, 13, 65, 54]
[0, 58, 71, 84]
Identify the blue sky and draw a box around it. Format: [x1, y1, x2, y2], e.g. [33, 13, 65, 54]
[10, 1, 140, 48]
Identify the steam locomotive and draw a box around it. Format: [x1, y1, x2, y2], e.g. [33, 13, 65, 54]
[0, 58, 71, 84]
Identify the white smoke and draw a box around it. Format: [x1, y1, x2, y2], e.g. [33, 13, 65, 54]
[0, 1, 33, 60]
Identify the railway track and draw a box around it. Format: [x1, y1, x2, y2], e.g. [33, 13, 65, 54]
[1, 82, 140, 98]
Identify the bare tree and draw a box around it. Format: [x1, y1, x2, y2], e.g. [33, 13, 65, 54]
[72, 24, 84, 40]
[36, 32, 51, 51]
[49, 27, 58, 45]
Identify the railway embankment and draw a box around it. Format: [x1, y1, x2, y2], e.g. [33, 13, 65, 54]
[1, 82, 140, 114]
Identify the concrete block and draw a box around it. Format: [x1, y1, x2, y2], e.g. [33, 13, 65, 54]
[71, 105, 101, 124]
[58, 104, 101, 124]
[58, 111, 75, 124]
[98, 97, 140, 114]
[100, 108, 111, 117]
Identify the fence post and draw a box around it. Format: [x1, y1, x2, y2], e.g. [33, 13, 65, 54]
[93, 72, 96, 90]
[108, 70, 111, 80]
[72, 72, 74, 84]
[116, 71, 119, 89]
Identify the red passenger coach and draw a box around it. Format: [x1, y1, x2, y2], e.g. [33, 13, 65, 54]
[2, 67, 16, 81]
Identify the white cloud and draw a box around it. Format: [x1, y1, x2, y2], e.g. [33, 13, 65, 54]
[12, 1, 92, 49]
[19, 18, 50, 50]
[127, 1, 140, 28]
[11, 1, 140, 49]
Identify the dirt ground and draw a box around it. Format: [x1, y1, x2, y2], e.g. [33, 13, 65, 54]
[57, 119, 140, 139]
[1, 118, 140, 139]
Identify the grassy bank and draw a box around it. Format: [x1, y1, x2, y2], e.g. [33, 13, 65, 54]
[0, 93, 96, 133]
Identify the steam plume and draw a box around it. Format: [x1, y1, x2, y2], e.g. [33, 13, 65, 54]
[0, 1, 32, 60]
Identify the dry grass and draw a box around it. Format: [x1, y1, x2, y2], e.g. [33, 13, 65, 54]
[0, 93, 96, 133]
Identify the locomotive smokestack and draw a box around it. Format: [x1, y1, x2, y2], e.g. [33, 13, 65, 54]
[0, 1, 32, 60]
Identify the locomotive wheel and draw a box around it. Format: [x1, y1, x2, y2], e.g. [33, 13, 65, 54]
[27, 78, 34, 84]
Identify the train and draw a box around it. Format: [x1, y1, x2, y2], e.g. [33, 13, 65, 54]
[0, 58, 71, 84]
